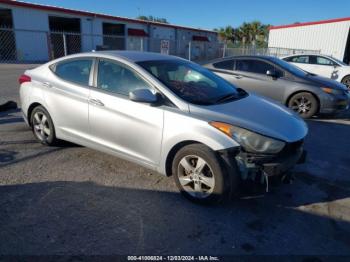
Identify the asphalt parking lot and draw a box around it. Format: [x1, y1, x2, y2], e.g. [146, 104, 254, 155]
[1, 64, 350, 256]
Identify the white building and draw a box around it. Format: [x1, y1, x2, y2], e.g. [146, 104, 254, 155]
[0, 0, 218, 62]
[268, 17, 350, 63]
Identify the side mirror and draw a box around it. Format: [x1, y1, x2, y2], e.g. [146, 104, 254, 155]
[129, 89, 158, 104]
[266, 70, 279, 79]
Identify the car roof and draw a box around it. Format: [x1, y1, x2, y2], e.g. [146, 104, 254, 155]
[205, 55, 278, 65]
[282, 53, 327, 59]
[72, 51, 185, 63]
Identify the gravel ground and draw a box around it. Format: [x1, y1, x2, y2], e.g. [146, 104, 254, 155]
[1, 64, 350, 257]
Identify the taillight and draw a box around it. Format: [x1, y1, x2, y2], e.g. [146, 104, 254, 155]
[19, 74, 31, 85]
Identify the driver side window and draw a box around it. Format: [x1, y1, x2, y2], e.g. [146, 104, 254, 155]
[97, 59, 153, 96]
[315, 56, 335, 66]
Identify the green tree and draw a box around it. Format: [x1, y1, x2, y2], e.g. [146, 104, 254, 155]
[238, 22, 251, 47]
[137, 15, 169, 24]
[256, 24, 270, 47]
[214, 26, 237, 46]
[215, 21, 270, 48]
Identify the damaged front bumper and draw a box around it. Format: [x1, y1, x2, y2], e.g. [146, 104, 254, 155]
[234, 139, 306, 184]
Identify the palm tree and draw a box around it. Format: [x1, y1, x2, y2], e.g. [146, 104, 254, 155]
[137, 15, 169, 24]
[249, 21, 262, 46]
[215, 21, 270, 48]
[215, 26, 235, 44]
[238, 22, 251, 47]
[257, 24, 270, 47]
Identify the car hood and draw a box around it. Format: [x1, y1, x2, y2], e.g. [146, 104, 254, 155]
[189, 94, 308, 143]
[303, 74, 347, 90]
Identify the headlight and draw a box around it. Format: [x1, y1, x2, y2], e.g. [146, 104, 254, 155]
[210, 121, 285, 154]
[321, 87, 344, 95]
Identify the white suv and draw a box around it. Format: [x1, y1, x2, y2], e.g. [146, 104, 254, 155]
[282, 54, 350, 88]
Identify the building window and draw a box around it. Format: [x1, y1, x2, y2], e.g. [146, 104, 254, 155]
[0, 8, 13, 28]
[103, 23, 125, 50]
[49, 16, 82, 59]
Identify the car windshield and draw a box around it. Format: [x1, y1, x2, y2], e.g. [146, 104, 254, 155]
[271, 57, 310, 77]
[137, 59, 245, 105]
[330, 57, 347, 66]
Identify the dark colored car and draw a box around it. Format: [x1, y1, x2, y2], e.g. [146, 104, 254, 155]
[204, 55, 350, 118]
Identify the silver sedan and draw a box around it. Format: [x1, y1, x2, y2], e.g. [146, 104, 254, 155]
[19, 51, 308, 204]
[204, 56, 350, 119]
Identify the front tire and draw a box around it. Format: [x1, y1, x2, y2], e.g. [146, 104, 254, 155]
[30, 106, 57, 146]
[288, 92, 318, 119]
[341, 75, 350, 89]
[172, 144, 231, 204]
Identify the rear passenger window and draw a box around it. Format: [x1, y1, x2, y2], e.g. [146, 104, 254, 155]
[213, 60, 234, 70]
[291, 56, 309, 64]
[54, 59, 92, 85]
[236, 60, 275, 74]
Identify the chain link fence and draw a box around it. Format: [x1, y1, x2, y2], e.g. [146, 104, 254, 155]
[0, 27, 224, 63]
[0, 27, 320, 64]
[0, 26, 18, 61]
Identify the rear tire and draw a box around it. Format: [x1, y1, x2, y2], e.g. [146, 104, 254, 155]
[288, 92, 318, 119]
[30, 106, 57, 146]
[341, 75, 350, 89]
[172, 144, 235, 204]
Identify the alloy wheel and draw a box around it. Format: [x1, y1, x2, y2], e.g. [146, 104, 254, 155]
[291, 96, 312, 114]
[177, 155, 215, 199]
[342, 78, 350, 89]
[33, 111, 51, 142]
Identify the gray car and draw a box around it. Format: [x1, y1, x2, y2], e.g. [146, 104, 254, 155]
[204, 55, 350, 118]
[19, 51, 307, 204]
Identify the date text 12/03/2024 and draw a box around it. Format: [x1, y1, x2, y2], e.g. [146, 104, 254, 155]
[127, 256, 220, 261]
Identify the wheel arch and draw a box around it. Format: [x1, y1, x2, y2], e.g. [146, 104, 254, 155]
[164, 140, 201, 177]
[341, 74, 350, 83]
[285, 90, 320, 113]
[27, 102, 43, 126]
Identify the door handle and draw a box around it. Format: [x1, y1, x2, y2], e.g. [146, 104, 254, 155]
[235, 75, 243, 79]
[42, 82, 52, 88]
[89, 98, 104, 107]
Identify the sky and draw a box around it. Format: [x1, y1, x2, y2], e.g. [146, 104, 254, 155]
[23, 0, 350, 30]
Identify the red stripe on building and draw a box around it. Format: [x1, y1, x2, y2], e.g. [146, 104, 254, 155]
[270, 17, 350, 30]
[192, 35, 209, 42]
[128, 28, 149, 37]
[0, 0, 217, 34]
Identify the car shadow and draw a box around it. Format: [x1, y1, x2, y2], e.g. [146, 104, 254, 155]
[0, 149, 18, 163]
[0, 108, 23, 125]
[0, 139, 81, 168]
[0, 180, 349, 256]
[0, 147, 64, 167]
[0, 101, 17, 113]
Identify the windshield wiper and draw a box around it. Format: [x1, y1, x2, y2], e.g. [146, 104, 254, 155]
[214, 93, 238, 104]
